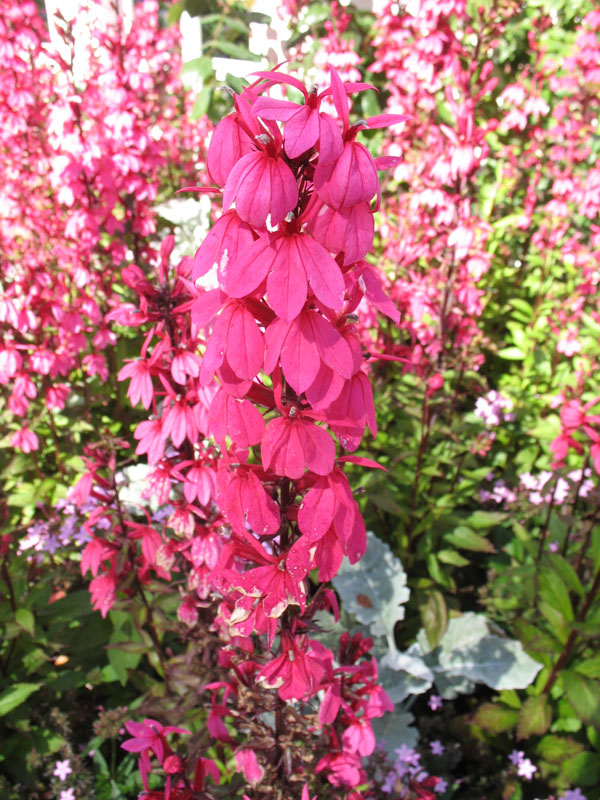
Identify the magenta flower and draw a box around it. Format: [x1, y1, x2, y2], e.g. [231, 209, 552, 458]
[121, 718, 190, 763]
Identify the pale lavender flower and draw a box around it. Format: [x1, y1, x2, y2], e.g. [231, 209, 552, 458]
[519, 472, 538, 490]
[53, 760, 72, 781]
[548, 541, 560, 552]
[60, 790, 75, 800]
[517, 757, 537, 780]
[553, 477, 570, 504]
[508, 749, 524, 766]
[560, 789, 587, 800]
[431, 740, 445, 755]
[42, 533, 61, 555]
[435, 779, 448, 793]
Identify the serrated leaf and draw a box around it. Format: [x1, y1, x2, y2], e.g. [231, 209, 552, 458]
[537, 734, 584, 764]
[15, 608, 35, 636]
[333, 531, 410, 640]
[563, 751, 600, 786]
[473, 702, 519, 734]
[0, 683, 41, 716]
[517, 695, 552, 739]
[563, 671, 600, 728]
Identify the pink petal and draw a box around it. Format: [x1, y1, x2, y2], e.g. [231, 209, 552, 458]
[318, 112, 344, 164]
[314, 141, 378, 209]
[299, 419, 336, 476]
[303, 311, 354, 378]
[193, 211, 254, 281]
[225, 304, 264, 381]
[208, 389, 266, 447]
[267, 237, 308, 321]
[207, 115, 255, 187]
[251, 96, 300, 121]
[284, 105, 320, 158]
[262, 417, 305, 479]
[308, 201, 374, 265]
[298, 476, 336, 541]
[297, 234, 345, 311]
[222, 236, 273, 298]
[223, 151, 298, 228]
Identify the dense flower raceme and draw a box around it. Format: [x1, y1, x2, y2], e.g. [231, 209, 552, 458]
[103, 68, 409, 797]
[0, 0, 209, 462]
[365, 1, 600, 396]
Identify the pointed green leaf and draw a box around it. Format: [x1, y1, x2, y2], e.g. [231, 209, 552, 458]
[0, 683, 41, 716]
[517, 694, 552, 739]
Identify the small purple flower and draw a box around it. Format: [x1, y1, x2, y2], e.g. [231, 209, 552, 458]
[428, 694, 443, 711]
[53, 759, 72, 781]
[560, 790, 587, 800]
[430, 740, 445, 755]
[517, 757, 537, 780]
[508, 749, 524, 766]
[60, 790, 75, 800]
[42, 533, 61, 555]
[548, 540, 560, 552]
[434, 778, 448, 793]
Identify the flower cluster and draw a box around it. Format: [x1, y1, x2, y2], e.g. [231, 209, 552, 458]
[111, 65, 405, 796]
[0, 0, 208, 470]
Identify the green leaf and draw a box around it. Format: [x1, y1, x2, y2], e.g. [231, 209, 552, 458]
[473, 702, 519, 734]
[526, 414, 561, 441]
[437, 548, 470, 566]
[466, 510, 508, 528]
[167, 0, 184, 25]
[537, 734, 584, 764]
[517, 694, 552, 739]
[181, 55, 214, 81]
[498, 346, 524, 360]
[15, 608, 35, 636]
[205, 40, 262, 61]
[546, 553, 584, 598]
[418, 589, 447, 650]
[444, 526, 495, 553]
[0, 683, 41, 716]
[576, 653, 600, 679]
[539, 567, 574, 623]
[563, 752, 600, 786]
[563, 671, 600, 728]
[192, 86, 213, 119]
